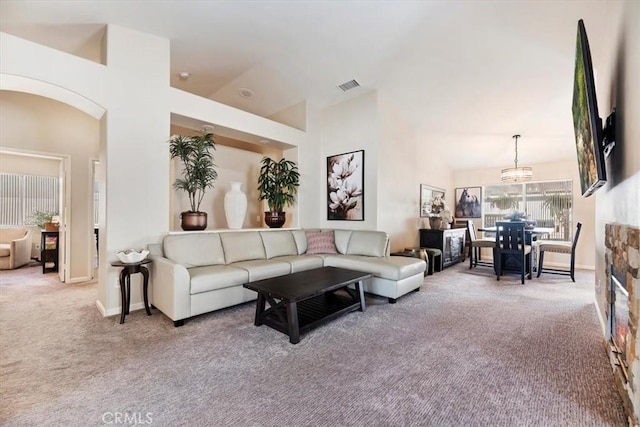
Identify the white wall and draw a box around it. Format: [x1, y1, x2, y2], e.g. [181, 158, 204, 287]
[321, 91, 379, 230]
[319, 92, 456, 252]
[377, 97, 453, 251]
[297, 102, 323, 229]
[453, 159, 596, 269]
[593, 3, 640, 421]
[0, 152, 60, 176]
[0, 91, 99, 280]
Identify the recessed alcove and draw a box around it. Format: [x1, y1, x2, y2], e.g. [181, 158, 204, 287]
[169, 113, 297, 231]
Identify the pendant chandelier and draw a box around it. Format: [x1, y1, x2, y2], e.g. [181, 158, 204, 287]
[501, 134, 532, 182]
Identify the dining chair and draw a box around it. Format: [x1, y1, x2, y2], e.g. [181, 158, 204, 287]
[466, 220, 495, 269]
[537, 222, 582, 282]
[494, 221, 532, 284]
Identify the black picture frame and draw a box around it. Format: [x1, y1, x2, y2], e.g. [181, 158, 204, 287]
[327, 150, 364, 221]
[454, 187, 482, 218]
[420, 184, 445, 218]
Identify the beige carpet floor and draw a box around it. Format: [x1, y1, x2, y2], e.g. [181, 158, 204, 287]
[0, 263, 628, 426]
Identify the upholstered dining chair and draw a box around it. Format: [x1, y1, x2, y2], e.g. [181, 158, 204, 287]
[537, 222, 582, 282]
[494, 221, 532, 284]
[465, 220, 495, 269]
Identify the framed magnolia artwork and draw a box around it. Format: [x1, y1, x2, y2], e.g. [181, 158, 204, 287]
[327, 150, 364, 220]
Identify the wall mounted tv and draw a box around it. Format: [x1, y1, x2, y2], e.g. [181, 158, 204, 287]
[572, 19, 615, 198]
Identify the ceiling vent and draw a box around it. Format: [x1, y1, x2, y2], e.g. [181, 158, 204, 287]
[337, 79, 360, 92]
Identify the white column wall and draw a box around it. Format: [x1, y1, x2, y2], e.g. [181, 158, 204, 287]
[98, 25, 171, 314]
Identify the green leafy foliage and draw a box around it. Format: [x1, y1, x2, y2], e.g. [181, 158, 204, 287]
[26, 210, 58, 228]
[490, 194, 518, 211]
[257, 157, 300, 212]
[169, 131, 217, 212]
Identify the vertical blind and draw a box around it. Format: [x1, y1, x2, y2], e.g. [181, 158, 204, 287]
[482, 180, 573, 241]
[0, 173, 59, 225]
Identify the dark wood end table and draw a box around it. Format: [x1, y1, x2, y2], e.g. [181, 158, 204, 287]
[111, 259, 152, 324]
[243, 267, 371, 344]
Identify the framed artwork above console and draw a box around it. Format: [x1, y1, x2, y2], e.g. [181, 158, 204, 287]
[420, 184, 445, 218]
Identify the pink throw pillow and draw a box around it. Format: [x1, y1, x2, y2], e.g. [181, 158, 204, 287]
[305, 231, 338, 254]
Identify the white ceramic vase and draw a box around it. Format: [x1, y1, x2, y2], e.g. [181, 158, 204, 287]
[224, 182, 247, 229]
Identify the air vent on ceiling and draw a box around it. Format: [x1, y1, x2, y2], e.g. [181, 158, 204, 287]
[337, 79, 360, 92]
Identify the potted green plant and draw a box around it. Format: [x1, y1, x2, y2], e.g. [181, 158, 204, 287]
[543, 193, 572, 239]
[26, 209, 59, 230]
[490, 193, 518, 211]
[169, 131, 217, 230]
[257, 157, 300, 228]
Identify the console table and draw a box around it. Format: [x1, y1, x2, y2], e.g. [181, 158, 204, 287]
[41, 230, 59, 274]
[419, 228, 466, 269]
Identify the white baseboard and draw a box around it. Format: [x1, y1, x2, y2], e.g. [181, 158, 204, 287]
[67, 276, 95, 284]
[593, 297, 608, 336]
[95, 300, 146, 317]
[95, 299, 107, 316]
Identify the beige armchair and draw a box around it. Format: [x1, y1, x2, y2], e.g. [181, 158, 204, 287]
[0, 227, 33, 270]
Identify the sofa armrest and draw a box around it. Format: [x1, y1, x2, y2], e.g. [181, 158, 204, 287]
[149, 255, 191, 322]
[11, 231, 32, 269]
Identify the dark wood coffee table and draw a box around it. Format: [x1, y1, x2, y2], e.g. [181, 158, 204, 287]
[243, 267, 371, 344]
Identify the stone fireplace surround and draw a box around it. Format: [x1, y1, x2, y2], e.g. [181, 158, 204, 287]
[604, 223, 639, 424]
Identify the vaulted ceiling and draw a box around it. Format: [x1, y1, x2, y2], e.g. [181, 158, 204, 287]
[0, 0, 620, 170]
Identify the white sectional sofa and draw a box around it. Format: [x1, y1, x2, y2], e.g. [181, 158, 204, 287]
[147, 229, 426, 326]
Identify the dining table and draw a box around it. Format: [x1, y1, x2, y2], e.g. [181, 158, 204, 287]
[477, 226, 554, 275]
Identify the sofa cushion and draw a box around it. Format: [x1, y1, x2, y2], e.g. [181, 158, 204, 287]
[323, 255, 426, 281]
[188, 265, 249, 294]
[306, 231, 338, 254]
[220, 232, 266, 264]
[333, 229, 352, 254]
[163, 233, 225, 268]
[0, 244, 10, 257]
[273, 255, 324, 273]
[346, 230, 389, 257]
[232, 259, 291, 281]
[291, 230, 308, 254]
[260, 231, 298, 259]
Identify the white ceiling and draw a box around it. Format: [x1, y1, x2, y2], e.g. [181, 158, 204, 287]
[0, 0, 620, 171]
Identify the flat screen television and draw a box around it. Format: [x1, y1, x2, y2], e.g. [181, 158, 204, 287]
[572, 19, 607, 197]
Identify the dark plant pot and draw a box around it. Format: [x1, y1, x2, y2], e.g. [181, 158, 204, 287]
[181, 211, 207, 231]
[44, 222, 59, 231]
[264, 211, 286, 228]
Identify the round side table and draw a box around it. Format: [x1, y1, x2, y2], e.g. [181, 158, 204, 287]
[111, 259, 152, 324]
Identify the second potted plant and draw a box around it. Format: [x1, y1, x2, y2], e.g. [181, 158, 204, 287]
[169, 131, 217, 230]
[257, 157, 300, 228]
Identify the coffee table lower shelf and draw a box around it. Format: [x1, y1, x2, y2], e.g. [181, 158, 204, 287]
[257, 291, 362, 344]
